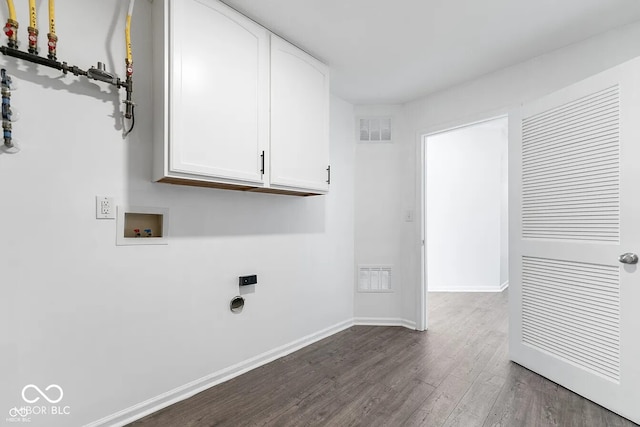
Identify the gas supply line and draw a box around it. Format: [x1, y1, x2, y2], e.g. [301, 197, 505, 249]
[3, 0, 16, 48]
[0, 0, 135, 149]
[47, 0, 56, 60]
[123, 0, 135, 135]
[27, 0, 37, 54]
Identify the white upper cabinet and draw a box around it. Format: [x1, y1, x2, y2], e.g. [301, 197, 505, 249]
[270, 36, 330, 194]
[154, 0, 269, 186]
[152, 0, 330, 195]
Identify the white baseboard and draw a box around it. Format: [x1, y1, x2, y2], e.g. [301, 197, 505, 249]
[428, 283, 508, 293]
[354, 317, 417, 330]
[85, 319, 354, 427]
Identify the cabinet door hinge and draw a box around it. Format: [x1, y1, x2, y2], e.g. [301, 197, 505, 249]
[260, 151, 265, 175]
[326, 165, 331, 185]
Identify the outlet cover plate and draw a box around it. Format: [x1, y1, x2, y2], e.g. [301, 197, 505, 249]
[239, 275, 258, 286]
[96, 196, 116, 219]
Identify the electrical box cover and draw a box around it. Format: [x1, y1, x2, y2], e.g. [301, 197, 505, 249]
[239, 275, 257, 286]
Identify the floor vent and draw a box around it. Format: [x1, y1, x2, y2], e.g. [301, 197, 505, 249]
[358, 265, 392, 292]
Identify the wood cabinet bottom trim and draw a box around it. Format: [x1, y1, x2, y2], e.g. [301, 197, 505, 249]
[157, 177, 322, 197]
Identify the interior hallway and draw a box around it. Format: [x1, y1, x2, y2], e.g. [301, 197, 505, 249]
[130, 291, 636, 426]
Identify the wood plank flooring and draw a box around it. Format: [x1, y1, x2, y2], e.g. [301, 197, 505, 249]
[129, 291, 637, 426]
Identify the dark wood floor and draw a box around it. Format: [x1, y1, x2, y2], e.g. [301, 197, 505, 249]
[130, 291, 637, 426]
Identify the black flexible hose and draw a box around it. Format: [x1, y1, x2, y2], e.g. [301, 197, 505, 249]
[124, 104, 135, 137]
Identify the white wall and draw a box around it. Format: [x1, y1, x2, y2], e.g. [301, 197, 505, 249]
[425, 118, 507, 292]
[351, 20, 640, 326]
[0, 2, 355, 426]
[353, 105, 410, 322]
[398, 20, 640, 324]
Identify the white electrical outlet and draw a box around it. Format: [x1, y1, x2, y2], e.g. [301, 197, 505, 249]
[96, 196, 116, 219]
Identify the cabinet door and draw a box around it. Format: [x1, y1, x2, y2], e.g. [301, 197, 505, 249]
[270, 36, 330, 193]
[169, 0, 269, 184]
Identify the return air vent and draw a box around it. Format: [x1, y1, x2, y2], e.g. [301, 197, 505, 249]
[358, 265, 392, 292]
[521, 256, 620, 383]
[521, 85, 620, 242]
[358, 117, 392, 142]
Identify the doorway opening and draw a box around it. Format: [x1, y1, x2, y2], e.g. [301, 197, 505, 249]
[419, 116, 508, 330]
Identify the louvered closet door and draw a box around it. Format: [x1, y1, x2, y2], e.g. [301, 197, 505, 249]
[509, 57, 640, 424]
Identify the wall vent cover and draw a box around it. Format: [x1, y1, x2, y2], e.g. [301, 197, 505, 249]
[358, 265, 392, 292]
[358, 117, 392, 142]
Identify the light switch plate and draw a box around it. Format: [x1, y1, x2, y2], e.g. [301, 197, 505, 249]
[96, 196, 115, 219]
[404, 210, 414, 222]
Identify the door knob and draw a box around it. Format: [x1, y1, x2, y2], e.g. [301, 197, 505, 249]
[618, 253, 639, 264]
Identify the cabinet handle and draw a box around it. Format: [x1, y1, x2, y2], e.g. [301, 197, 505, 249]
[260, 151, 265, 175]
[326, 165, 331, 185]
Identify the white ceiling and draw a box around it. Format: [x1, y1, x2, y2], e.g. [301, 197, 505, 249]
[222, 0, 640, 105]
